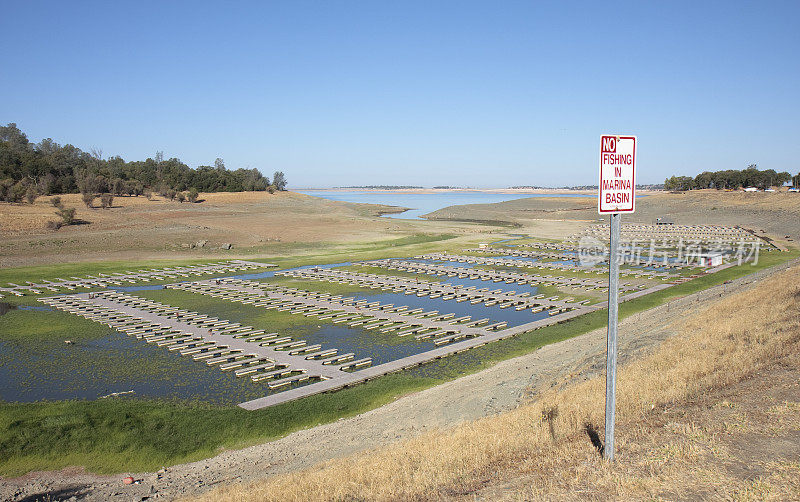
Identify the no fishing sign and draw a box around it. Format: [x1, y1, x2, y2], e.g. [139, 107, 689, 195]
[598, 135, 636, 214]
[598, 133, 636, 462]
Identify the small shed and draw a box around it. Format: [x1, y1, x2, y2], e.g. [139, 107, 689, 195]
[478, 243, 489, 249]
[696, 252, 723, 267]
[655, 217, 674, 225]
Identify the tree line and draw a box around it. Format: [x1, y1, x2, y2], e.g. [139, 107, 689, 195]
[0, 123, 287, 203]
[664, 164, 794, 191]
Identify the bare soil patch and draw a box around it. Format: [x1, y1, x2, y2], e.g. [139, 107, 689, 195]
[425, 190, 800, 247]
[0, 192, 475, 267]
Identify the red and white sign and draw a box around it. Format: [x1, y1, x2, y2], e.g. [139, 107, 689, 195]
[598, 135, 636, 214]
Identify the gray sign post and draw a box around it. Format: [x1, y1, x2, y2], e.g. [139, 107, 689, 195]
[598, 134, 636, 461]
[604, 212, 621, 460]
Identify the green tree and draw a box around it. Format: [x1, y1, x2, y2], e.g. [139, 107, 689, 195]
[272, 171, 287, 191]
[56, 207, 76, 226]
[25, 185, 38, 204]
[0, 124, 275, 196]
[100, 193, 113, 209]
[664, 176, 693, 191]
[82, 192, 95, 208]
[10, 181, 27, 203]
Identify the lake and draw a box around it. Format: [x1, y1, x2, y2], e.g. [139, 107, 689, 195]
[296, 190, 591, 219]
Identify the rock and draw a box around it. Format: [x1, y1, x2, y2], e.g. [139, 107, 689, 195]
[220, 243, 233, 250]
[195, 240, 207, 248]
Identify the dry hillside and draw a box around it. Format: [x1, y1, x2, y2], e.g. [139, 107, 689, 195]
[425, 190, 800, 247]
[0, 192, 472, 267]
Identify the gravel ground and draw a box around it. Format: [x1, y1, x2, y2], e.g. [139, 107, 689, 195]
[2, 258, 795, 502]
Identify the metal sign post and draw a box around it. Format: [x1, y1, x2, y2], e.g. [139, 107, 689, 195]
[598, 134, 636, 461]
[604, 212, 621, 460]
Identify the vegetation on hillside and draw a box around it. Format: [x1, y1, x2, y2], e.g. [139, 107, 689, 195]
[664, 164, 793, 191]
[0, 123, 286, 201]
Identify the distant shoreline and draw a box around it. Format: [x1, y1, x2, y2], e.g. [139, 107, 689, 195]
[294, 187, 606, 196]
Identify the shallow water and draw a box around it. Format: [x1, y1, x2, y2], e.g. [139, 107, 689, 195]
[297, 190, 592, 219]
[493, 255, 539, 261]
[0, 333, 272, 404]
[1, 257, 557, 404]
[309, 286, 551, 328]
[300, 325, 436, 366]
[442, 276, 542, 297]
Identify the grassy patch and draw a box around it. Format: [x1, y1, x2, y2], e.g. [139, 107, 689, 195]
[335, 265, 444, 282]
[0, 373, 435, 477]
[0, 259, 231, 288]
[245, 233, 470, 271]
[265, 276, 387, 298]
[0, 296, 109, 343]
[0, 233, 460, 289]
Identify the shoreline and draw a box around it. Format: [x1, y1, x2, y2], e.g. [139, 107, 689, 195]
[294, 187, 602, 195]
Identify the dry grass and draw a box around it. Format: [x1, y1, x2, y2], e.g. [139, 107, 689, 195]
[0, 191, 478, 267]
[195, 265, 800, 501]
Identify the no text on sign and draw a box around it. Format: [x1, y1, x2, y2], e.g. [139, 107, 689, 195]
[598, 135, 636, 214]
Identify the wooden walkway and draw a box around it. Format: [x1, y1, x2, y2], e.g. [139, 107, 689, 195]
[358, 258, 652, 293]
[0, 260, 274, 298]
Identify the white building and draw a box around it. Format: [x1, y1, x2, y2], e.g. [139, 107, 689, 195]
[695, 252, 723, 267]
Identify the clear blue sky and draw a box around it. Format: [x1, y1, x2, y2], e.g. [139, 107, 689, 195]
[2, 1, 798, 187]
